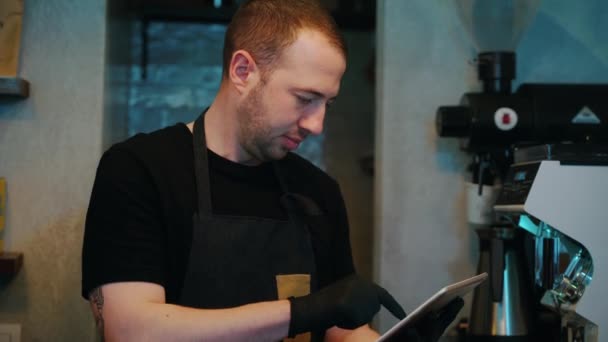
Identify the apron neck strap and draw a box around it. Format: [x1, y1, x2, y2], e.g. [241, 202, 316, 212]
[193, 114, 213, 215]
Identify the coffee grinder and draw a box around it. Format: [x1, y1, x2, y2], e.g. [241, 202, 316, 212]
[436, 1, 608, 341]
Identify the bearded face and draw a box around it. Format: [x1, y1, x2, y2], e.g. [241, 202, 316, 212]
[234, 30, 346, 164]
[237, 80, 288, 162]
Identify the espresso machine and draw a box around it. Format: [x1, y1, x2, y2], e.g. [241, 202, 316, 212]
[435, 1, 608, 341]
[484, 144, 608, 342]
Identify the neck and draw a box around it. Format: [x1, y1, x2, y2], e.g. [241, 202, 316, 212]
[187, 82, 260, 165]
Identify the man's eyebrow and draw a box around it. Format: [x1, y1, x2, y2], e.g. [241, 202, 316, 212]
[296, 88, 338, 101]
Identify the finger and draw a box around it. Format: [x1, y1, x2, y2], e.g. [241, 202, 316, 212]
[437, 297, 464, 329]
[390, 325, 423, 342]
[376, 285, 407, 320]
[442, 297, 464, 317]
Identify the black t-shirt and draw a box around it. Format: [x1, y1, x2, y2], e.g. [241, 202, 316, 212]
[81, 122, 355, 302]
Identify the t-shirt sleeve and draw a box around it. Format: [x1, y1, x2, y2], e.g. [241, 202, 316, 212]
[81, 147, 167, 299]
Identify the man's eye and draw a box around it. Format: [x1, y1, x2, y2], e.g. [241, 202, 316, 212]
[296, 96, 314, 105]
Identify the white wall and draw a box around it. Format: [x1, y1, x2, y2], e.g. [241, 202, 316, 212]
[0, 1, 108, 340]
[375, 0, 473, 333]
[375, 0, 608, 334]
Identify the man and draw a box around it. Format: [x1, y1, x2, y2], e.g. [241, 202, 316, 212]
[81, 0, 462, 341]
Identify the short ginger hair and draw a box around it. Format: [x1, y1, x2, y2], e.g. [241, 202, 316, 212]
[222, 0, 347, 79]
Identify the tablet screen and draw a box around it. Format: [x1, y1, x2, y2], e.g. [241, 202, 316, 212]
[377, 273, 488, 342]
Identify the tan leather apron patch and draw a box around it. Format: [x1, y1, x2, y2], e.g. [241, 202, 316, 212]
[276, 274, 311, 342]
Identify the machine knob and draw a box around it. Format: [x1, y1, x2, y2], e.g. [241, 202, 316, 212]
[436, 105, 471, 137]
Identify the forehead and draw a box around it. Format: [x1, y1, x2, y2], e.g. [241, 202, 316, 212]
[267, 29, 346, 96]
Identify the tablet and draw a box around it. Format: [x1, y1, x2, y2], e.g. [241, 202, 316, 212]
[377, 273, 488, 342]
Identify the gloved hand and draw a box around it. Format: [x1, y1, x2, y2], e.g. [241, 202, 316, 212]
[288, 274, 406, 337]
[387, 297, 465, 342]
[416, 297, 464, 341]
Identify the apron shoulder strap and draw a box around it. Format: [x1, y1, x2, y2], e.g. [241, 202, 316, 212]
[193, 114, 212, 215]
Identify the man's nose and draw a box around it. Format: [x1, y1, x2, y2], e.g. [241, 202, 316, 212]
[298, 105, 325, 136]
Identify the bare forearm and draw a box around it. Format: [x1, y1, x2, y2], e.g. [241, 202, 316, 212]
[325, 325, 380, 342]
[340, 328, 379, 342]
[104, 300, 291, 342]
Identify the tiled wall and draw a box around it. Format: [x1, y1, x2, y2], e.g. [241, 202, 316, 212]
[127, 21, 225, 135]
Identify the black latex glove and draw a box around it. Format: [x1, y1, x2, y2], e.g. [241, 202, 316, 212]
[387, 297, 465, 342]
[288, 274, 406, 337]
[417, 297, 464, 341]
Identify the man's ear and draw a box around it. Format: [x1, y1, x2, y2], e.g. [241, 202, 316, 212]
[229, 50, 259, 94]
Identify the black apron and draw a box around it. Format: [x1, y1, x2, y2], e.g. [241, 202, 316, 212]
[178, 114, 319, 341]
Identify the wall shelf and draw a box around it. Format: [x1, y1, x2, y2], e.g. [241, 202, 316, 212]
[0, 252, 24, 276]
[0, 77, 30, 98]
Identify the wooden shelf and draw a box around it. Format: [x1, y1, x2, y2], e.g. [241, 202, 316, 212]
[0, 252, 24, 276]
[0, 77, 30, 98]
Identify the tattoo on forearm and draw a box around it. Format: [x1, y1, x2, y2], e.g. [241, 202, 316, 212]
[89, 287, 105, 338]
